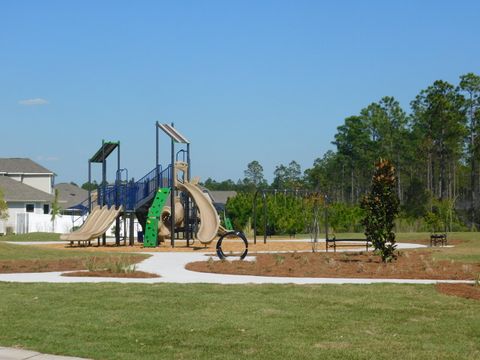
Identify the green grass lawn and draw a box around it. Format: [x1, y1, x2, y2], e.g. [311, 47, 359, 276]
[260, 232, 480, 264]
[316, 232, 480, 263]
[0, 241, 88, 261]
[0, 282, 478, 360]
[0, 232, 61, 242]
[0, 233, 478, 359]
[0, 241, 148, 263]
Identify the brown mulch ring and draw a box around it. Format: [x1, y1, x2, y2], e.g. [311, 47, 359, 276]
[62, 270, 159, 278]
[186, 250, 480, 280]
[0, 255, 146, 273]
[436, 283, 480, 301]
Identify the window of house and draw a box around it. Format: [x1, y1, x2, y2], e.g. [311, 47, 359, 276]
[25, 204, 34, 213]
[43, 204, 50, 215]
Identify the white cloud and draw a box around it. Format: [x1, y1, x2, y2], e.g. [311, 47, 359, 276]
[18, 98, 49, 106]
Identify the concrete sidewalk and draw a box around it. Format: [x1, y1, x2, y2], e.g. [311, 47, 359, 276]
[0, 243, 473, 285]
[0, 347, 89, 360]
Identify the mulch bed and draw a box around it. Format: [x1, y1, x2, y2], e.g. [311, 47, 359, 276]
[436, 283, 480, 301]
[186, 250, 480, 280]
[0, 259, 88, 273]
[62, 270, 159, 278]
[0, 255, 146, 273]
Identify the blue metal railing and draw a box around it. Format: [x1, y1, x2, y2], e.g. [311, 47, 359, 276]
[133, 165, 172, 208]
[96, 164, 172, 211]
[70, 196, 91, 227]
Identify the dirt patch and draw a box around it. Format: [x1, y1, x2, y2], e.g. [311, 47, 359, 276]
[436, 283, 480, 301]
[186, 251, 480, 280]
[0, 258, 89, 273]
[62, 270, 159, 278]
[0, 255, 146, 273]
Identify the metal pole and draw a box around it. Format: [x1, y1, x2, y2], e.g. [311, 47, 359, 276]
[88, 160, 92, 212]
[253, 190, 258, 244]
[102, 141, 107, 246]
[185, 143, 191, 245]
[116, 143, 120, 209]
[102, 141, 106, 207]
[129, 212, 135, 246]
[263, 191, 267, 244]
[187, 143, 191, 181]
[325, 195, 329, 240]
[156, 121, 160, 185]
[170, 122, 175, 247]
[115, 144, 120, 246]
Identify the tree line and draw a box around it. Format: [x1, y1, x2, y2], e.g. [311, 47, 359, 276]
[205, 73, 480, 230]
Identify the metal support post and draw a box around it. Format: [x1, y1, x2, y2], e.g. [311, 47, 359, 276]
[88, 160, 92, 212]
[170, 122, 175, 247]
[263, 192, 267, 244]
[129, 212, 135, 246]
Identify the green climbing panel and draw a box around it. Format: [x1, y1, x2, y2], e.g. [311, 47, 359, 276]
[224, 216, 234, 231]
[144, 187, 171, 248]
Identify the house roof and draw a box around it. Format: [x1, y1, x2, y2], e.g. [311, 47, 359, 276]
[0, 158, 54, 174]
[0, 176, 54, 202]
[54, 183, 89, 209]
[208, 191, 237, 205]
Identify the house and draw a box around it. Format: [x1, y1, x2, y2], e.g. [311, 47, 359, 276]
[202, 189, 237, 213]
[54, 182, 89, 215]
[0, 158, 55, 195]
[0, 158, 55, 233]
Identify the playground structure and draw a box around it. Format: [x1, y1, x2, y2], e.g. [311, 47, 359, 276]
[61, 123, 248, 258]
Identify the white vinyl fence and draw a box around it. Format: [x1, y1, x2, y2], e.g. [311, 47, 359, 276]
[13, 213, 141, 237]
[15, 213, 87, 234]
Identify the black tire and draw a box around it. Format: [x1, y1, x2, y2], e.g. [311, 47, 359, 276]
[216, 231, 248, 260]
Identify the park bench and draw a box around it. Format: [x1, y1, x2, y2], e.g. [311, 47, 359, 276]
[325, 234, 371, 252]
[430, 233, 447, 247]
[68, 239, 94, 247]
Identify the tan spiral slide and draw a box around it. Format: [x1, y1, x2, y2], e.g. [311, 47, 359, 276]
[176, 180, 220, 244]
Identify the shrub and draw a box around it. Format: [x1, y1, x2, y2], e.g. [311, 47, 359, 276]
[361, 159, 399, 262]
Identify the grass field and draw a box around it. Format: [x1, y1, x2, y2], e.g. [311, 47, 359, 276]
[266, 232, 480, 264]
[0, 233, 478, 359]
[0, 232, 61, 242]
[0, 282, 479, 360]
[0, 241, 149, 273]
[323, 232, 480, 263]
[0, 241, 140, 262]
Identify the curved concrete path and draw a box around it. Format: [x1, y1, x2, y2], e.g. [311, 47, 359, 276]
[0, 242, 472, 285]
[0, 346, 89, 360]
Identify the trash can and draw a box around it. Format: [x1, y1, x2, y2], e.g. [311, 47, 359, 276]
[137, 231, 144, 243]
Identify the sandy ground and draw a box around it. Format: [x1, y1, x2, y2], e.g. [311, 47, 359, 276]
[37, 238, 383, 255]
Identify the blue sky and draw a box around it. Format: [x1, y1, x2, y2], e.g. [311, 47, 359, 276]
[1, 0, 479, 185]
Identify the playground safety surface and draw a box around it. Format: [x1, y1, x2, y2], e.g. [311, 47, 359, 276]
[38, 238, 372, 254]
